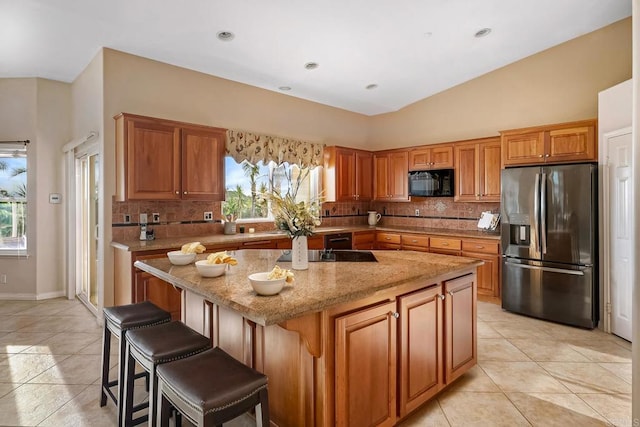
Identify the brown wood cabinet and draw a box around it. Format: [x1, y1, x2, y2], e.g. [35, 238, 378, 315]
[398, 285, 443, 417]
[374, 150, 409, 201]
[409, 144, 454, 171]
[454, 137, 501, 202]
[429, 237, 462, 255]
[115, 113, 226, 201]
[335, 300, 397, 427]
[323, 146, 373, 202]
[400, 233, 429, 252]
[134, 270, 182, 320]
[500, 119, 597, 167]
[376, 231, 402, 250]
[461, 239, 500, 299]
[444, 274, 477, 383]
[353, 230, 375, 250]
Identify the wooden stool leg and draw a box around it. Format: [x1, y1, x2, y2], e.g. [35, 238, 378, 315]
[99, 322, 111, 407]
[258, 387, 270, 427]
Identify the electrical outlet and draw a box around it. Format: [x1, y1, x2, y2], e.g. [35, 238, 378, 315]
[139, 213, 148, 224]
[415, 209, 420, 217]
[152, 213, 160, 223]
[204, 211, 213, 221]
[0, 274, 6, 285]
[123, 214, 131, 224]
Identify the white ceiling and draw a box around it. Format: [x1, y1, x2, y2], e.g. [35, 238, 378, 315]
[0, 0, 631, 115]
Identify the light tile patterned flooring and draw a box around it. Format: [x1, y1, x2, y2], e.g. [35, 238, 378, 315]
[0, 298, 633, 426]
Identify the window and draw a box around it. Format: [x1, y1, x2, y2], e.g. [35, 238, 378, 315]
[223, 157, 319, 221]
[0, 144, 27, 253]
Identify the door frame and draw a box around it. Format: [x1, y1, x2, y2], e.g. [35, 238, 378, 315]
[599, 126, 633, 335]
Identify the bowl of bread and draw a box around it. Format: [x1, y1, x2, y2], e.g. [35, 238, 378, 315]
[195, 251, 238, 277]
[167, 242, 206, 265]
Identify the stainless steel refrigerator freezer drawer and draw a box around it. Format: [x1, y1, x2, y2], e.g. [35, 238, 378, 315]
[501, 258, 597, 329]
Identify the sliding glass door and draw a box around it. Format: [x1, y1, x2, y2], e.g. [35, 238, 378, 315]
[76, 150, 99, 312]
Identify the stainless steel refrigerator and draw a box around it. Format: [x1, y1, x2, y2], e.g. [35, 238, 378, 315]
[501, 163, 598, 329]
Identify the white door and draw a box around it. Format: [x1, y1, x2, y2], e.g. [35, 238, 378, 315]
[608, 131, 633, 341]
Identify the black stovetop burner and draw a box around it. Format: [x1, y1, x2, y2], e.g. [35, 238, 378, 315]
[277, 249, 377, 263]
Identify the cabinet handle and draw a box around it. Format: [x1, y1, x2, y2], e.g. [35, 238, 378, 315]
[475, 245, 484, 249]
[175, 191, 179, 195]
[438, 294, 445, 300]
[448, 291, 454, 296]
[442, 242, 449, 246]
[389, 311, 399, 319]
[385, 237, 391, 240]
[183, 191, 188, 194]
[538, 154, 544, 158]
[411, 239, 417, 243]
[545, 154, 550, 158]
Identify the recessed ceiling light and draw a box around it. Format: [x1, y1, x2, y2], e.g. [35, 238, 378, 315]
[423, 32, 433, 38]
[217, 31, 235, 41]
[304, 62, 319, 70]
[474, 28, 491, 38]
[278, 86, 291, 91]
[365, 84, 378, 90]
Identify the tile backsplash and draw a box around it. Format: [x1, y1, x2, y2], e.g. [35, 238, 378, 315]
[112, 197, 499, 241]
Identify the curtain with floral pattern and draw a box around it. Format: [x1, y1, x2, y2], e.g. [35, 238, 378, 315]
[226, 129, 324, 168]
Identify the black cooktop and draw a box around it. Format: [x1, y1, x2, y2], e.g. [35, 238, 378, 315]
[277, 250, 377, 263]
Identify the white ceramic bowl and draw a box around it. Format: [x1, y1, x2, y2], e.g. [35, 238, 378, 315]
[195, 260, 227, 277]
[167, 250, 196, 266]
[248, 272, 286, 296]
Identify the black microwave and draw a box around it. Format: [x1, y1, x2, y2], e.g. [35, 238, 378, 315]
[408, 169, 454, 197]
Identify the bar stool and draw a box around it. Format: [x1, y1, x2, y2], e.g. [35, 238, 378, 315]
[100, 301, 171, 425]
[156, 347, 269, 427]
[122, 320, 212, 426]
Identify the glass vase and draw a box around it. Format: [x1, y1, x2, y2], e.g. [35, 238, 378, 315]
[291, 235, 309, 270]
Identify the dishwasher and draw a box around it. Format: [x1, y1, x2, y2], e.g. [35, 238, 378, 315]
[323, 232, 352, 250]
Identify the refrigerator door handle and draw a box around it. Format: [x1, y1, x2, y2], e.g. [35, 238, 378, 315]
[507, 262, 585, 276]
[540, 172, 547, 254]
[534, 173, 541, 254]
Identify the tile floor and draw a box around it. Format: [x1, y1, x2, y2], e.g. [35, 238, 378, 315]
[0, 298, 633, 426]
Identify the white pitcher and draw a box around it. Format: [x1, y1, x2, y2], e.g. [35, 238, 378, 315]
[368, 211, 381, 226]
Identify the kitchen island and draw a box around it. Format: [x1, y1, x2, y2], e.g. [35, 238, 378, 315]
[135, 249, 481, 427]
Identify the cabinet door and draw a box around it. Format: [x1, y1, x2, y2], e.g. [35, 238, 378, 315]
[430, 145, 454, 169]
[478, 140, 501, 202]
[134, 271, 182, 320]
[401, 234, 429, 252]
[388, 151, 409, 201]
[408, 148, 431, 171]
[336, 148, 356, 201]
[398, 286, 444, 416]
[462, 252, 500, 298]
[336, 301, 397, 427]
[353, 231, 375, 250]
[355, 151, 373, 201]
[374, 154, 390, 200]
[126, 119, 181, 200]
[547, 125, 596, 162]
[444, 274, 477, 384]
[501, 132, 545, 166]
[454, 143, 478, 202]
[181, 127, 226, 200]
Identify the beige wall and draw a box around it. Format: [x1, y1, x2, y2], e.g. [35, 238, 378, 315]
[368, 18, 632, 150]
[0, 78, 70, 299]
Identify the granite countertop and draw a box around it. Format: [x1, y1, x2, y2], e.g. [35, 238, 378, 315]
[113, 226, 499, 252]
[134, 249, 482, 326]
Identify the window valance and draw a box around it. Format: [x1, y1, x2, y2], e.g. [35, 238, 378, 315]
[226, 129, 324, 168]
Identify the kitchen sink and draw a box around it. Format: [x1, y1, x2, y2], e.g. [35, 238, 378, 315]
[277, 250, 377, 263]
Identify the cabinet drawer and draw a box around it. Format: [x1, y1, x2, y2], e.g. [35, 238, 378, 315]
[376, 232, 401, 245]
[461, 240, 499, 254]
[401, 234, 429, 249]
[429, 237, 461, 251]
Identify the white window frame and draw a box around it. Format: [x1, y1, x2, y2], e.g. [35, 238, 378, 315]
[0, 143, 27, 256]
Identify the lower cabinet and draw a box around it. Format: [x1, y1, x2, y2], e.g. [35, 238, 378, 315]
[335, 274, 477, 426]
[134, 271, 182, 320]
[335, 301, 398, 427]
[353, 230, 376, 250]
[461, 239, 501, 299]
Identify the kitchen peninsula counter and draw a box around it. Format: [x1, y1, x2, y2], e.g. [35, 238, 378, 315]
[135, 249, 480, 427]
[134, 249, 482, 325]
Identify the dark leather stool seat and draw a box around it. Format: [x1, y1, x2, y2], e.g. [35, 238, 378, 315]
[123, 320, 212, 426]
[156, 347, 269, 427]
[100, 301, 171, 426]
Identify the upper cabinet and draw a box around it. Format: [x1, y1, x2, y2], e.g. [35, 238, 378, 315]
[374, 150, 410, 202]
[115, 113, 226, 201]
[323, 146, 373, 202]
[454, 137, 501, 202]
[409, 144, 454, 171]
[500, 119, 597, 167]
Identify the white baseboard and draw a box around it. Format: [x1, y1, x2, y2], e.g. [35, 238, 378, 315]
[0, 293, 37, 300]
[36, 291, 66, 300]
[0, 290, 66, 301]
